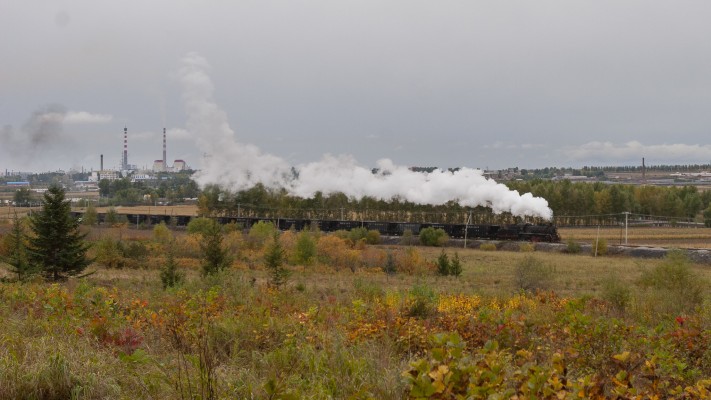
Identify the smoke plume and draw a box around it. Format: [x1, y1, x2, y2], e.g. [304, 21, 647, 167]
[179, 53, 553, 220]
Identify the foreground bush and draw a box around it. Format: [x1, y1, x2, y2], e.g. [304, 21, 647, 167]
[419, 227, 449, 247]
[514, 255, 553, 292]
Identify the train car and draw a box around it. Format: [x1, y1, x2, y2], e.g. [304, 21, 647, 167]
[71, 211, 559, 242]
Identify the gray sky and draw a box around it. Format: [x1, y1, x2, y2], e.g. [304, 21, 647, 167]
[3, 0, 711, 173]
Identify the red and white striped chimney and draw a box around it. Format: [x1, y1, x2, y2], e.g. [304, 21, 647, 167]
[163, 127, 167, 166]
[123, 126, 128, 169]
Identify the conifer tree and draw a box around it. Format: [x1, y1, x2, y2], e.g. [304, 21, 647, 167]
[160, 242, 184, 289]
[27, 186, 91, 281]
[449, 252, 463, 277]
[200, 220, 232, 276]
[265, 232, 288, 288]
[3, 213, 36, 281]
[436, 250, 450, 276]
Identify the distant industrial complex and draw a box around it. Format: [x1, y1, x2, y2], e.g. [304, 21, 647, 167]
[87, 126, 189, 185]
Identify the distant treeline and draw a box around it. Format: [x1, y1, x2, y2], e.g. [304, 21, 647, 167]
[507, 180, 711, 225]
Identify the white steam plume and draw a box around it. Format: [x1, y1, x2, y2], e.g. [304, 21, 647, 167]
[178, 53, 553, 220]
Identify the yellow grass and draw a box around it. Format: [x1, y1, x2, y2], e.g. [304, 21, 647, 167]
[560, 226, 711, 248]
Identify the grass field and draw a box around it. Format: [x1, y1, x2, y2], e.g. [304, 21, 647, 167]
[2, 223, 711, 398]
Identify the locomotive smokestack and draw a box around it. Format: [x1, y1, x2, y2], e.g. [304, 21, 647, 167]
[163, 127, 167, 166]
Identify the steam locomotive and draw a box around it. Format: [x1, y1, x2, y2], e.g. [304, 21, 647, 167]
[72, 212, 560, 242]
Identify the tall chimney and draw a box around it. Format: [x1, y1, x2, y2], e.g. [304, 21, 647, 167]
[642, 157, 646, 183]
[100, 154, 104, 171]
[123, 126, 128, 170]
[163, 127, 167, 166]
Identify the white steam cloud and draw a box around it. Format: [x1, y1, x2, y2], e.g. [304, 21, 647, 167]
[178, 52, 553, 220]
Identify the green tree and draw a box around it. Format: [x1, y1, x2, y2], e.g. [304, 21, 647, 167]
[153, 222, 173, 244]
[160, 242, 184, 289]
[2, 214, 36, 281]
[419, 227, 449, 246]
[449, 252, 463, 277]
[436, 250, 450, 276]
[265, 233, 289, 288]
[94, 238, 127, 269]
[200, 220, 232, 276]
[383, 252, 397, 275]
[294, 232, 316, 266]
[13, 188, 33, 206]
[27, 186, 91, 281]
[248, 221, 277, 249]
[704, 204, 711, 227]
[187, 217, 216, 236]
[82, 202, 98, 226]
[105, 207, 119, 225]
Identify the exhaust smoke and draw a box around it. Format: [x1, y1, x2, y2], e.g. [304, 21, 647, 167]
[178, 52, 553, 220]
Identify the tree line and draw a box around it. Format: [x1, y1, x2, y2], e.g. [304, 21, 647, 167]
[196, 180, 711, 226]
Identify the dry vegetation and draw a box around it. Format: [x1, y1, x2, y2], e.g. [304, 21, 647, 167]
[560, 226, 711, 248]
[3, 222, 711, 398]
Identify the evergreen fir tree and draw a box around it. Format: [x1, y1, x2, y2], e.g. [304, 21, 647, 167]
[436, 250, 451, 276]
[3, 213, 36, 281]
[200, 220, 232, 276]
[160, 242, 184, 289]
[382, 252, 397, 276]
[449, 252, 463, 277]
[265, 232, 289, 288]
[27, 186, 91, 281]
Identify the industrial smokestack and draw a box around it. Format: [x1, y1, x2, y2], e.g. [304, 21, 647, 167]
[163, 127, 167, 166]
[123, 126, 128, 170]
[100, 154, 104, 171]
[642, 157, 646, 183]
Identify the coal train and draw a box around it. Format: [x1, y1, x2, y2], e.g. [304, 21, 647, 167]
[71, 212, 560, 242]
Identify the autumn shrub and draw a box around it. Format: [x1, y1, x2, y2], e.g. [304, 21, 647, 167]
[94, 237, 127, 269]
[637, 250, 705, 316]
[365, 230, 381, 245]
[601, 277, 631, 314]
[293, 231, 316, 266]
[316, 235, 350, 269]
[419, 227, 449, 246]
[394, 247, 427, 275]
[278, 229, 297, 262]
[173, 234, 202, 258]
[566, 239, 582, 254]
[360, 247, 386, 269]
[248, 221, 277, 249]
[187, 217, 216, 236]
[519, 243, 535, 252]
[123, 240, 149, 261]
[408, 283, 438, 318]
[400, 229, 417, 245]
[347, 227, 368, 246]
[353, 278, 384, 301]
[479, 243, 497, 251]
[514, 255, 554, 292]
[153, 222, 173, 244]
[592, 237, 608, 256]
[222, 231, 244, 257]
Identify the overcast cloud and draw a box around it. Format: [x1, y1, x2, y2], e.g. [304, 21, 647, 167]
[2, 0, 711, 173]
